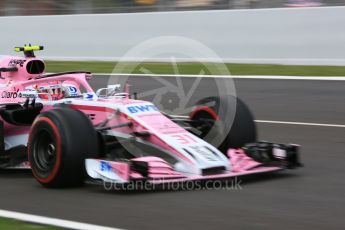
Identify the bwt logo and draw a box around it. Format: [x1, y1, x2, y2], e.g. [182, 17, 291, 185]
[127, 104, 158, 113]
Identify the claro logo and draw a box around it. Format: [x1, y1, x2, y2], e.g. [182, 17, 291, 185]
[2, 89, 20, 98]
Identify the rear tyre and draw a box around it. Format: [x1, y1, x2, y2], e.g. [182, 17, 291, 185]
[28, 108, 98, 188]
[190, 95, 257, 153]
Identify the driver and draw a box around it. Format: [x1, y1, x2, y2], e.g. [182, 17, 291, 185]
[35, 83, 65, 100]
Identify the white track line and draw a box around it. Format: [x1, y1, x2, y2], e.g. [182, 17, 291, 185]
[92, 73, 345, 81]
[169, 116, 345, 128]
[92, 73, 345, 126]
[0, 209, 122, 230]
[255, 120, 345, 128]
[1, 120, 341, 228]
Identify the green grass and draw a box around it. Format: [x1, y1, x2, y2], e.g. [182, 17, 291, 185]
[0, 217, 61, 229]
[45, 61, 345, 76]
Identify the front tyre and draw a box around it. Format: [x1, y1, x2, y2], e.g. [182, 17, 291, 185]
[190, 95, 257, 152]
[28, 108, 98, 188]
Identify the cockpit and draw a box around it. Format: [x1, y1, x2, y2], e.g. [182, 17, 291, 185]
[33, 81, 82, 101]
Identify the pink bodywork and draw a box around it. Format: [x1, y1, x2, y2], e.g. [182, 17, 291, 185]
[0, 56, 93, 136]
[0, 54, 283, 183]
[91, 150, 281, 184]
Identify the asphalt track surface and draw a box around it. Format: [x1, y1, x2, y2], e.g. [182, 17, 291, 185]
[1, 76, 345, 230]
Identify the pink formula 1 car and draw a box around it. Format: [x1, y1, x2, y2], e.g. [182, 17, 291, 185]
[0, 46, 301, 188]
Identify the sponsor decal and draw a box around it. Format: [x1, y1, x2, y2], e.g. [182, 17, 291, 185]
[171, 134, 197, 145]
[127, 104, 158, 113]
[189, 145, 218, 161]
[67, 86, 78, 94]
[18, 91, 37, 98]
[99, 161, 129, 180]
[2, 89, 20, 98]
[8, 59, 26, 67]
[100, 161, 112, 172]
[84, 93, 94, 99]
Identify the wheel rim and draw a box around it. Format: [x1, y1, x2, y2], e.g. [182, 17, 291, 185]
[191, 111, 216, 138]
[32, 129, 57, 175]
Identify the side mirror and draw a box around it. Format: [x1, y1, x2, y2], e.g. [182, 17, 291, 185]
[96, 84, 121, 97]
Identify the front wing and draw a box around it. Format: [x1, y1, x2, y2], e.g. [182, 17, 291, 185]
[85, 147, 300, 186]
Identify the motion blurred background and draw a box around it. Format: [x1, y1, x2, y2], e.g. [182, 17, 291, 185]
[0, 0, 344, 16]
[1, 1, 345, 230]
[1, 0, 345, 68]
